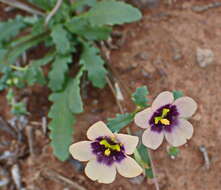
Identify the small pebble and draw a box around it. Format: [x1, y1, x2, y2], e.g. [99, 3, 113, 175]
[69, 158, 84, 172]
[196, 48, 214, 67]
[129, 175, 145, 184]
[135, 52, 149, 61]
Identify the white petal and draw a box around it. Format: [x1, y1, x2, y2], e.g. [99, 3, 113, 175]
[134, 108, 153, 129]
[173, 97, 197, 118]
[152, 91, 174, 110]
[142, 128, 164, 150]
[87, 121, 113, 140]
[165, 119, 193, 147]
[69, 141, 94, 162]
[115, 134, 139, 155]
[116, 156, 143, 178]
[85, 160, 116, 184]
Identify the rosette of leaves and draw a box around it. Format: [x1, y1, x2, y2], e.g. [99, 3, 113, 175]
[0, 0, 142, 161]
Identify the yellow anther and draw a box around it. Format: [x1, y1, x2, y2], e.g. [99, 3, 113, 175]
[154, 116, 162, 124]
[160, 118, 170, 125]
[100, 139, 121, 153]
[162, 108, 170, 117]
[104, 149, 111, 156]
[112, 144, 121, 151]
[100, 139, 109, 146]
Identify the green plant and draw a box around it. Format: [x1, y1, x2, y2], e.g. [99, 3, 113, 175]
[0, 0, 142, 161]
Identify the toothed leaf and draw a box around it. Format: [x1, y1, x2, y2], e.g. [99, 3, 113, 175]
[84, 0, 142, 26]
[48, 55, 71, 91]
[51, 25, 71, 54]
[173, 90, 184, 100]
[107, 113, 134, 133]
[132, 86, 149, 108]
[80, 42, 107, 88]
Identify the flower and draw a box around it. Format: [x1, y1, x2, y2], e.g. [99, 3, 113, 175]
[69, 121, 143, 184]
[134, 91, 197, 150]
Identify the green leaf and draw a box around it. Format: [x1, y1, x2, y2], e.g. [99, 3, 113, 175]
[173, 90, 183, 100]
[0, 16, 26, 44]
[51, 25, 71, 54]
[48, 55, 71, 91]
[0, 49, 7, 70]
[48, 72, 85, 161]
[84, 0, 142, 26]
[168, 146, 180, 157]
[27, 0, 56, 10]
[132, 86, 149, 108]
[135, 143, 153, 179]
[48, 81, 75, 161]
[24, 67, 45, 86]
[80, 42, 107, 88]
[107, 113, 134, 133]
[24, 52, 55, 86]
[4, 32, 49, 64]
[72, 0, 97, 12]
[31, 18, 45, 35]
[68, 68, 84, 114]
[30, 51, 56, 67]
[66, 17, 112, 41]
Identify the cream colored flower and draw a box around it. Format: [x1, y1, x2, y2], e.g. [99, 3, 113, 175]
[69, 121, 143, 184]
[135, 91, 197, 150]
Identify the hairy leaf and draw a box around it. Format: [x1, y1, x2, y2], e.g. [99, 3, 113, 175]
[48, 72, 84, 161]
[51, 25, 71, 54]
[68, 68, 84, 114]
[84, 0, 142, 26]
[66, 17, 112, 41]
[134, 143, 153, 179]
[107, 113, 134, 133]
[80, 42, 107, 88]
[48, 81, 75, 161]
[0, 16, 26, 44]
[48, 55, 71, 91]
[173, 90, 183, 100]
[132, 86, 149, 108]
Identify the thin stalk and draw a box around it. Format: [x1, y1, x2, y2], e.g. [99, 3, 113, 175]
[148, 149, 160, 190]
[100, 42, 160, 190]
[45, 0, 63, 26]
[10, 65, 27, 71]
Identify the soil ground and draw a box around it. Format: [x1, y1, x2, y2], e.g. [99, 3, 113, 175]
[1, 0, 221, 190]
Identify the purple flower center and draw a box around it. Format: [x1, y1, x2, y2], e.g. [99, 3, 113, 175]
[149, 104, 179, 133]
[91, 136, 126, 166]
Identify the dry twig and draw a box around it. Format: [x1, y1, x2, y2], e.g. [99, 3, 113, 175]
[26, 126, 35, 156]
[42, 169, 86, 190]
[199, 145, 210, 170]
[0, 0, 45, 16]
[192, 2, 221, 12]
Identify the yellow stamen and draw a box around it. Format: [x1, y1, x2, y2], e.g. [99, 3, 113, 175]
[104, 149, 111, 156]
[162, 108, 170, 117]
[160, 118, 170, 125]
[100, 139, 121, 157]
[154, 116, 162, 124]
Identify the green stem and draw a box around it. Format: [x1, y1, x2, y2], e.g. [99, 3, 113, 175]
[10, 65, 28, 71]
